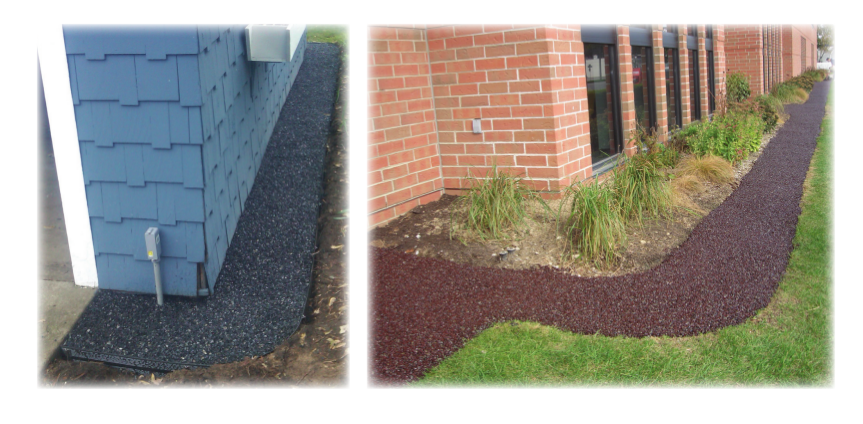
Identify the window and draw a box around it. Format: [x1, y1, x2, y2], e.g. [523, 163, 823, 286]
[664, 48, 682, 129]
[585, 43, 623, 165]
[689, 49, 701, 121]
[705, 25, 713, 39]
[708, 52, 716, 115]
[632, 46, 656, 131]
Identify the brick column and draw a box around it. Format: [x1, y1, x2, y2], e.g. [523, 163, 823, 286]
[698, 25, 709, 119]
[368, 26, 443, 227]
[617, 26, 637, 155]
[652, 25, 669, 142]
[677, 25, 691, 126]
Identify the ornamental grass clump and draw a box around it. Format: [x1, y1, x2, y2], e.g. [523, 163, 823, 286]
[559, 179, 626, 267]
[451, 164, 538, 241]
[677, 154, 734, 185]
[771, 82, 809, 104]
[611, 153, 673, 225]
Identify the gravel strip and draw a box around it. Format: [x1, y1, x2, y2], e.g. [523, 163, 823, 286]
[371, 81, 830, 385]
[61, 43, 341, 371]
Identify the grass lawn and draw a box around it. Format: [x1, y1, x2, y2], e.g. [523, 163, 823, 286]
[415, 87, 833, 387]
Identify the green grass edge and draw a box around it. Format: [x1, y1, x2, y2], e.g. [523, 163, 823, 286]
[414, 86, 833, 387]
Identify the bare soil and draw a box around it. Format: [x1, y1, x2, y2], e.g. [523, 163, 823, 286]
[42, 45, 349, 387]
[371, 124, 781, 278]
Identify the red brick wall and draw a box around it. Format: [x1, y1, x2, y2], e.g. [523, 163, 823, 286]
[782, 24, 818, 80]
[368, 26, 443, 227]
[426, 24, 591, 195]
[725, 25, 765, 96]
[368, 24, 727, 226]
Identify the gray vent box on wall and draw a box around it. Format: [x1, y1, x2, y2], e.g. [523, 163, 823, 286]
[245, 24, 306, 62]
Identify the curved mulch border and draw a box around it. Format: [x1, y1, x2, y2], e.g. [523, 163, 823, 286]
[371, 82, 830, 385]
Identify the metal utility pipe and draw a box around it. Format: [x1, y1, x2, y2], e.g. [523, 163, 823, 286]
[152, 260, 164, 306]
[145, 227, 164, 306]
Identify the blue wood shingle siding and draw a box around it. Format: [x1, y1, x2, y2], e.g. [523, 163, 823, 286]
[64, 25, 306, 296]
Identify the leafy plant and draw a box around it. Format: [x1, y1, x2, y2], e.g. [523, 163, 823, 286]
[726, 72, 751, 103]
[682, 112, 764, 164]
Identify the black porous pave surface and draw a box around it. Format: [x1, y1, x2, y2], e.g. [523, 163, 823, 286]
[371, 82, 830, 385]
[61, 43, 341, 371]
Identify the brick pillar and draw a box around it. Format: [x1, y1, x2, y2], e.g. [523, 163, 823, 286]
[652, 25, 669, 142]
[368, 26, 443, 227]
[677, 25, 691, 126]
[617, 26, 637, 155]
[698, 25, 709, 119]
[714, 25, 727, 112]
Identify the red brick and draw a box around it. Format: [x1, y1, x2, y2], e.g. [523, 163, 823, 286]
[486, 44, 516, 57]
[489, 94, 520, 106]
[506, 55, 540, 68]
[493, 119, 522, 130]
[509, 80, 541, 92]
[504, 29, 537, 43]
[370, 65, 394, 78]
[369, 27, 398, 40]
[474, 32, 505, 45]
[487, 69, 519, 81]
[461, 96, 490, 107]
[450, 84, 479, 96]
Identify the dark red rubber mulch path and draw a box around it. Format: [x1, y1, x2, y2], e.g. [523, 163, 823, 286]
[371, 82, 830, 385]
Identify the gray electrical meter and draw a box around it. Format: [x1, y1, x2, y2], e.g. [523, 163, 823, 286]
[145, 227, 161, 261]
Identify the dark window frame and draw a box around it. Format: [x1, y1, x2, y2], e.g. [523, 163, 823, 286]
[631, 45, 657, 131]
[583, 40, 625, 170]
[664, 47, 683, 129]
[708, 51, 716, 115]
[689, 49, 701, 121]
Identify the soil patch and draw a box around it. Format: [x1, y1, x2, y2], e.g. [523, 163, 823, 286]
[42, 42, 348, 387]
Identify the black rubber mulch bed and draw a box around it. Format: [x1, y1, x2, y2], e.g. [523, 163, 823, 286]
[371, 81, 830, 385]
[61, 43, 341, 372]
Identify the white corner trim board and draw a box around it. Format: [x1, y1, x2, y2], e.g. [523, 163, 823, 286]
[38, 25, 98, 288]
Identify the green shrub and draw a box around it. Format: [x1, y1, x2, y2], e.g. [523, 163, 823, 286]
[726, 72, 751, 103]
[559, 179, 626, 267]
[451, 164, 537, 240]
[730, 96, 783, 133]
[771, 82, 808, 104]
[786, 73, 816, 92]
[683, 112, 764, 164]
[628, 123, 679, 168]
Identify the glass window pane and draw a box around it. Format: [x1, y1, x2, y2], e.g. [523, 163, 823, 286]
[689, 49, 700, 121]
[632, 46, 654, 130]
[585, 43, 620, 163]
[708, 52, 715, 114]
[664, 48, 680, 129]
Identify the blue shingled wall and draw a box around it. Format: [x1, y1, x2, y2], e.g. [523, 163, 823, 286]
[195, 25, 307, 291]
[64, 25, 306, 296]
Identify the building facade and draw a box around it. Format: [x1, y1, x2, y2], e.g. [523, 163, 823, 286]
[45, 25, 306, 296]
[368, 24, 726, 226]
[724, 24, 817, 95]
